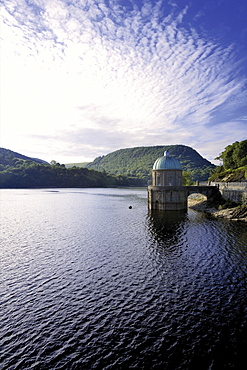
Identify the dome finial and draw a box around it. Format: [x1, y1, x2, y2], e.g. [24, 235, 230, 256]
[153, 150, 181, 170]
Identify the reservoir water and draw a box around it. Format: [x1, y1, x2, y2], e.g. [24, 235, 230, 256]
[1, 188, 247, 369]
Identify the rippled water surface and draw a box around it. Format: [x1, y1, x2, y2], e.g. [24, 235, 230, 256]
[1, 188, 247, 369]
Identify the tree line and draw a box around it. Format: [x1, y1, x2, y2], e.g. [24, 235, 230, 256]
[2, 140, 245, 188]
[0, 159, 146, 188]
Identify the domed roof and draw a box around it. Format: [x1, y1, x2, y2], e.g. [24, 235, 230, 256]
[153, 151, 182, 170]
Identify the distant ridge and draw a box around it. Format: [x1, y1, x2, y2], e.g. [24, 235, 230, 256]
[65, 162, 89, 168]
[0, 148, 121, 189]
[86, 145, 215, 182]
[0, 145, 216, 184]
[0, 148, 49, 166]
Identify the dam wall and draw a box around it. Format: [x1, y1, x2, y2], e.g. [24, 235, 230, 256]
[220, 189, 247, 204]
[207, 182, 247, 205]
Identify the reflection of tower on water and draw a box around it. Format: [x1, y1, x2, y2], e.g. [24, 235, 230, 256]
[148, 209, 187, 245]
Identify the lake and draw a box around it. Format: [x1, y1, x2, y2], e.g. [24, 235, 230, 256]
[1, 188, 247, 369]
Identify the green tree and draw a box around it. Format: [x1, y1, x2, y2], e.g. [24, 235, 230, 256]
[233, 140, 247, 167]
[50, 160, 60, 166]
[216, 140, 247, 170]
[182, 171, 193, 185]
[210, 139, 247, 181]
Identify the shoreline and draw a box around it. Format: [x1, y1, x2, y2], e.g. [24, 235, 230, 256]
[188, 199, 247, 222]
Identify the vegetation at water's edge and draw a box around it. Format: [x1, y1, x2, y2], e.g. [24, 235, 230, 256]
[2, 140, 245, 189]
[0, 150, 143, 188]
[0, 145, 214, 188]
[209, 140, 247, 182]
[0, 159, 196, 188]
[0, 159, 145, 188]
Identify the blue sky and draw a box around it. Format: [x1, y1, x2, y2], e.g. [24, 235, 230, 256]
[1, 0, 247, 164]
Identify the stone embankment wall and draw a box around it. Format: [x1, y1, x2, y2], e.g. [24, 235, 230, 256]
[220, 189, 247, 204]
[209, 182, 247, 205]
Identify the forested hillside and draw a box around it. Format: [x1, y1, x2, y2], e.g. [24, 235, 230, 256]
[0, 149, 136, 188]
[0, 145, 216, 188]
[0, 148, 49, 166]
[86, 145, 215, 183]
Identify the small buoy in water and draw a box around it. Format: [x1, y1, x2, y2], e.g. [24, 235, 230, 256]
[129, 206, 132, 209]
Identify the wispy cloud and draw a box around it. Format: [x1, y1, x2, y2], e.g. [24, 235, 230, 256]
[1, 0, 246, 163]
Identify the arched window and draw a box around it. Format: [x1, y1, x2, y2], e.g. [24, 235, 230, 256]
[168, 177, 173, 186]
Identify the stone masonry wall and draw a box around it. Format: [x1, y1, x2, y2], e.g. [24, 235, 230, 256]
[220, 189, 247, 204]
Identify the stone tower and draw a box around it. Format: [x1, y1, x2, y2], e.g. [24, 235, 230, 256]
[148, 151, 187, 211]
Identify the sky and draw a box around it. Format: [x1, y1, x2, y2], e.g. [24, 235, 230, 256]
[1, 0, 247, 164]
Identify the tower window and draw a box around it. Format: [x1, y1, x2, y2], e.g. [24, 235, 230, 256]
[168, 177, 173, 186]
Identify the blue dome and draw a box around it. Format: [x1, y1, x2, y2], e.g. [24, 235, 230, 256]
[153, 151, 182, 170]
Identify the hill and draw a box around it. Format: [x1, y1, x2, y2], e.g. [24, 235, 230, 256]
[0, 146, 216, 188]
[0, 148, 134, 188]
[65, 162, 89, 168]
[0, 148, 49, 166]
[86, 145, 215, 183]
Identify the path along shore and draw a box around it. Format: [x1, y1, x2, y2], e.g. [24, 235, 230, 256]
[188, 199, 247, 223]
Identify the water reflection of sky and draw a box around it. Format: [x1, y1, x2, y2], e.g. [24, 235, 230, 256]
[1, 189, 247, 370]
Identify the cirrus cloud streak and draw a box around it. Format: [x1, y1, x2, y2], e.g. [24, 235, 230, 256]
[1, 0, 246, 163]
